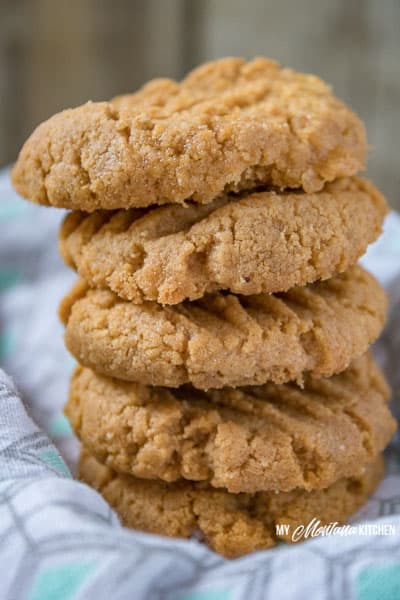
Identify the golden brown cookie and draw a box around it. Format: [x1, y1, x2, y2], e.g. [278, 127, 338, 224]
[12, 57, 366, 211]
[59, 177, 387, 305]
[60, 266, 386, 389]
[66, 354, 394, 494]
[79, 449, 384, 558]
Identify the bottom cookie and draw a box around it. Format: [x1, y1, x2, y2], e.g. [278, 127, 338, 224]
[79, 449, 383, 558]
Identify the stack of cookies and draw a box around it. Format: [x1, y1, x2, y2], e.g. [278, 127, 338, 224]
[12, 58, 396, 557]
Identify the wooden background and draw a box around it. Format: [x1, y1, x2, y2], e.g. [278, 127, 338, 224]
[1, 0, 399, 207]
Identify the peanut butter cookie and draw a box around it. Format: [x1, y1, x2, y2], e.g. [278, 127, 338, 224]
[13, 57, 366, 211]
[79, 449, 383, 558]
[59, 177, 387, 304]
[67, 354, 394, 494]
[60, 266, 386, 389]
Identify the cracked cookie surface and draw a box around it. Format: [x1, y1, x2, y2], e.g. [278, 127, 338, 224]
[59, 177, 387, 304]
[79, 449, 383, 557]
[12, 57, 366, 211]
[66, 354, 394, 494]
[59, 265, 387, 389]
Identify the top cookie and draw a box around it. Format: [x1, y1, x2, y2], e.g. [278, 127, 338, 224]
[12, 57, 367, 211]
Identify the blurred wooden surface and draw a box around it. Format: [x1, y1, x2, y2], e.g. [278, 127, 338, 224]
[0, 0, 399, 207]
